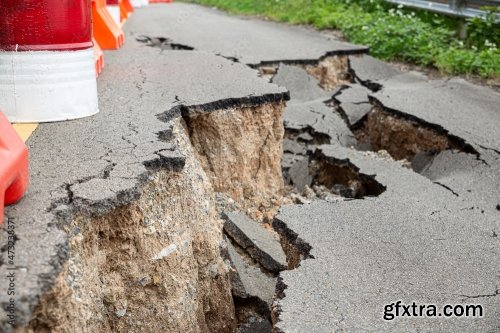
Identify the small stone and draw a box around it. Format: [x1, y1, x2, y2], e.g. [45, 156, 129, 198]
[115, 309, 127, 318]
[152, 244, 177, 260]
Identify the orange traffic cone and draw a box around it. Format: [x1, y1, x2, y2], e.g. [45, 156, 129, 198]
[92, 0, 125, 50]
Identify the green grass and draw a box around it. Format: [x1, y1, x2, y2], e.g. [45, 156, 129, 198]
[182, 0, 500, 79]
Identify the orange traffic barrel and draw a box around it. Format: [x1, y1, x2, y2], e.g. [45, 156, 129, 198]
[0, 112, 29, 223]
[92, 0, 125, 50]
[0, 0, 99, 123]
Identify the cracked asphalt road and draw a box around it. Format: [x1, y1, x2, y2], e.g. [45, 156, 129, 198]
[1, 3, 499, 332]
[0, 38, 288, 330]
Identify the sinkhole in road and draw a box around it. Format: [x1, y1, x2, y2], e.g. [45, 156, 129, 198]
[352, 103, 480, 174]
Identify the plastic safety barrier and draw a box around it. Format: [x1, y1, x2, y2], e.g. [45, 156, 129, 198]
[92, 0, 125, 50]
[0, 112, 29, 223]
[106, 0, 122, 25]
[121, 0, 134, 21]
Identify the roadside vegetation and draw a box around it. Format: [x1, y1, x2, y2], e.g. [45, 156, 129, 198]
[184, 0, 500, 79]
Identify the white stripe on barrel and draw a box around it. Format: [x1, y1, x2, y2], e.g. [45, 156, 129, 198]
[0, 49, 99, 123]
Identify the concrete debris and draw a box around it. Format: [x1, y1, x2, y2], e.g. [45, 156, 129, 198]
[283, 138, 306, 155]
[226, 240, 277, 305]
[349, 55, 401, 90]
[333, 84, 373, 127]
[309, 147, 387, 198]
[284, 101, 356, 147]
[287, 156, 312, 192]
[223, 211, 288, 273]
[272, 64, 331, 102]
[273, 162, 500, 333]
[282, 153, 303, 171]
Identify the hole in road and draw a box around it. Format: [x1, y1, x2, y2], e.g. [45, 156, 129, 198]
[136, 36, 194, 51]
[284, 151, 386, 201]
[353, 104, 480, 173]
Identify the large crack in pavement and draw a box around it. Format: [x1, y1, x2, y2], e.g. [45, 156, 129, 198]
[128, 6, 499, 331]
[0, 35, 292, 332]
[270, 55, 500, 333]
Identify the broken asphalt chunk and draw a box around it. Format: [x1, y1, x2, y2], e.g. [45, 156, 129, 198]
[226, 239, 277, 305]
[333, 84, 373, 127]
[272, 64, 332, 102]
[223, 211, 288, 272]
[349, 55, 401, 90]
[288, 156, 312, 192]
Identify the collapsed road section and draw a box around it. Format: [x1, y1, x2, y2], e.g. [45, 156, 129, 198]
[0, 36, 291, 332]
[0, 3, 369, 332]
[270, 54, 500, 332]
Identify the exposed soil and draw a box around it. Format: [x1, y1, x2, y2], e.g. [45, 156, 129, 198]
[23, 120, 236, 333]
[354, 105, 479, 169]
[183, 102, 286, 224]
[302, 55, 352, 90]
[309, 153, 386, 199]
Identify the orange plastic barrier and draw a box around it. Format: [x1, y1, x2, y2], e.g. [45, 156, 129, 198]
[92, 0, 125, 50]
[0, 112, 29, 223]
[121, 0, 134, 20]
[93, 38, 104, 77]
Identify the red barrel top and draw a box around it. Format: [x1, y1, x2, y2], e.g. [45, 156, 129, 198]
[0, 0, 93, 51]
[106, 0, 120, 4]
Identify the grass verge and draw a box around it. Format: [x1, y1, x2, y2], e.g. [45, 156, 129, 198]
[183, 0, 500, 79]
